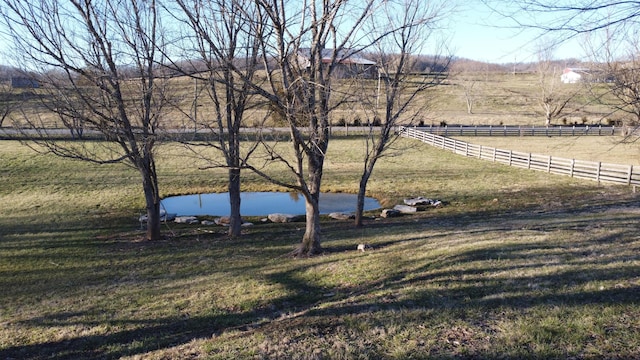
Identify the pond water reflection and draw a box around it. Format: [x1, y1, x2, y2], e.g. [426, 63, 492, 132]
[160, 192, 381, 216]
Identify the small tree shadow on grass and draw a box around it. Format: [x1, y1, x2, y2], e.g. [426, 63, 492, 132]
[2, 197, 640, 359]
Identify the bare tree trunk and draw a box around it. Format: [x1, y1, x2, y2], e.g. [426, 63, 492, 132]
[354, 171, 372, 227]
[228, 166, 242, 237]
[141, 159, 161, 241]
[295, 149, 325, 255]
[294, 193, 322, 256]
[143, 188, 161, 241]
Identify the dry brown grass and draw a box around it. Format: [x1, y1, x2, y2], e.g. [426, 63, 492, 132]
[5, 71, 621, 129]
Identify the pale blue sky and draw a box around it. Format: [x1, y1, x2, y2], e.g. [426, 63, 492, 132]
[0, 1, 591, 67]
[450, 2, 586, 63]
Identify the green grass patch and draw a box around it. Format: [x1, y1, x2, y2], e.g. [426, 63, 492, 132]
[1, 139, 639, 359]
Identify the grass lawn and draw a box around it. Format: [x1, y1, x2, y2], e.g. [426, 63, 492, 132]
[1, 138, 639, 359]
[457, 136, 640, 166]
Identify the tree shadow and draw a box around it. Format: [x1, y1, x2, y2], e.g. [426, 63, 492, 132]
[2, 191, 640, 359]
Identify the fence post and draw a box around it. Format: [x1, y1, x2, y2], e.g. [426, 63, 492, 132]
[527, 153, 531, 169]
[479, 145, 483, 159]
[509, 150, 513, 166]
[597, 162, 601, 182]
[492, 148, 497, 162]
[547, 156, 552, 172]
[628, 165, 633, 185]
[570, 159, 575, 177]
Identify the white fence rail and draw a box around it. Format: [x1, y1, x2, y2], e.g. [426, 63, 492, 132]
[399, 126, 640, 186]
[415, 125, 619, 136]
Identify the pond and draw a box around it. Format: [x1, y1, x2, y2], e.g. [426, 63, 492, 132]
[160, 192, 381, 216]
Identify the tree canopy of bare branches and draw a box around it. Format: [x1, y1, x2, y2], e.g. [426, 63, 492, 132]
[1, 0, 170, 240]
[486, 1, 640, 40]
[167, 0, 264, 238]
[351, 0, 451, 226]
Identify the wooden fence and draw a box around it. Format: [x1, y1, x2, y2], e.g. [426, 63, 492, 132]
[415, 124, 620, 137]
[399, 126, 640, 186]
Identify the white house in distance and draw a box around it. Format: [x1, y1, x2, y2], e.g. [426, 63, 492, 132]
[561, 68, 589, 83]
[560, 67, 614, 84]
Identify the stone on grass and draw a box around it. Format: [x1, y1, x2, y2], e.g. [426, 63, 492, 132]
[214, 216, 231, 225]
[201, 220, 216, 226]
[393, 204, 417, 214]
[404, 196, 432, 206]
[381, 209, 401, 218]
[328, 212, 354, 220]
[357, 243, 372, 252]
[138, 210, 176, 223]
[267, 213, 302, 223]
[404, 196, 443, 207]
[175, 216, 199, 224]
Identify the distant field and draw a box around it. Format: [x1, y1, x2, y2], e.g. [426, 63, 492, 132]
[431, 72, 615, 127]
[3, 71, 622, 129]
[456, 136, 640, 166]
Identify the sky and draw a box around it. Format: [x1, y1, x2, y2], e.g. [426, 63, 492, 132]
[449, 2, 586, 63]
[0, 1, 592, 67]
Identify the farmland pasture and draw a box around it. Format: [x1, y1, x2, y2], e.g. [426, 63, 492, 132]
[2, 69, 640, 358]
[1, 137, 639, 359]
[4, 70, 618, 129]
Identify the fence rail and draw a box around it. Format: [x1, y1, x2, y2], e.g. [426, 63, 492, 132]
[415, 124, 620, 137]
[399, 126, 640, 186]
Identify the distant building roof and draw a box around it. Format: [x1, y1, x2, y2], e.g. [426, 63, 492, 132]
[11, 76, 40, 89]
[563, 67, 590, 74]
[297, 48, 376, 66]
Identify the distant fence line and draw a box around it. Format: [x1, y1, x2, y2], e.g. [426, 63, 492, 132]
[0, 126, 381, 140]
[0, 124, 627, 140]
[399, 126, 640, 186]
[413, 124, 622, 137]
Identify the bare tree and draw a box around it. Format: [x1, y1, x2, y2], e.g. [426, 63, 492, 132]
[168, 0, 263, 238]
[585, 32, 640, 130]
[493, 1, 640, 126]
[459, 74, 480, 115]
[236, 0, 377, 257]
[607, 58, 640, 127]
[352, 0, 451, 226]
[535, 45, 579, 126]
[0, 82, 17, 127]
[1, 0, 169, 241]
[487, 1, 640, 39]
